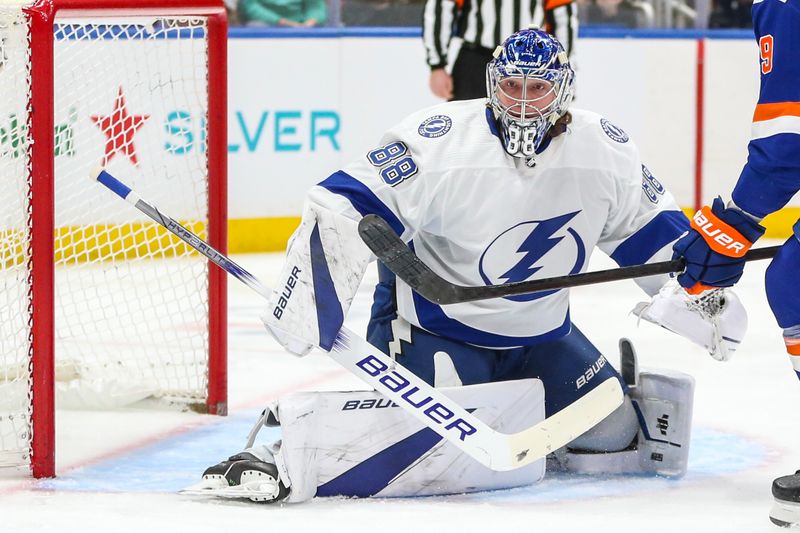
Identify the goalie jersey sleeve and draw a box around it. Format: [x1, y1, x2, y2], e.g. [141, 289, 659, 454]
[595, 149, 689, 296]
[731, 0, 800, 218]
[307, 102, 687, 348]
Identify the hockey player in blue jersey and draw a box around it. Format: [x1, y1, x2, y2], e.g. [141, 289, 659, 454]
[188, 28, 747, 503]
[669, 0, 800, 527]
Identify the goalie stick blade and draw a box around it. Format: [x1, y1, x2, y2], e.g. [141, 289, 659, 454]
[358, 214, 781, 305]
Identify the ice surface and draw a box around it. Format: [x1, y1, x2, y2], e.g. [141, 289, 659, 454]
[0, 246, 795, 533]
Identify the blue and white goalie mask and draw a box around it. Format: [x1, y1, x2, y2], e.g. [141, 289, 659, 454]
[487, 28, 575, 158]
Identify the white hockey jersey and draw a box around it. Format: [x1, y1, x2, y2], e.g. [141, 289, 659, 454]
[307, 100, 689, 348]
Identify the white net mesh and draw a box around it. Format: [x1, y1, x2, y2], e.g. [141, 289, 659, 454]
[0, 2, 216, 470]
[52, 17, 211, 405]
[0, 1, 33, 470]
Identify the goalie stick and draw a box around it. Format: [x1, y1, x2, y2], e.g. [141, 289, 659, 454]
[94, 168, 623, 472]
[358, 214, 780, 305]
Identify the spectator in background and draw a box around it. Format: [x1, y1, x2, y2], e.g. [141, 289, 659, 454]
[423, 0, 577, 101]
[238, 0, 327, 27]
[224, 0, 240, 25]
[708, 0, 752, 28]
[342, 0, 425, 26]
[576, 0, 640, 28]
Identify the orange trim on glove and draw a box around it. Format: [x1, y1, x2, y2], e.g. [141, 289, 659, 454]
[689, 205, 754, 258]
[685, 282, 717, 295]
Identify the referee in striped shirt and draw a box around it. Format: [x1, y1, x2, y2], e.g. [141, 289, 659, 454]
[423, 0, 577, 100]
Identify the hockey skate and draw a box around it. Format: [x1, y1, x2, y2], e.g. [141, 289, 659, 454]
[181, 450, 289, 503]
[770, 471, 800, 527]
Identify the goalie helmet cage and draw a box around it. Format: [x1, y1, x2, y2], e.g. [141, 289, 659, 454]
[0, 0, 228, 478]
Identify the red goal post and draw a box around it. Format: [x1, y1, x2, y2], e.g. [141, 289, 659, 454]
[0, 0, 228, 478]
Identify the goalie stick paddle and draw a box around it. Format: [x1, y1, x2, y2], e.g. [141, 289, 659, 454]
[358, 213, 780, 305]
[94, 168, 623, 471]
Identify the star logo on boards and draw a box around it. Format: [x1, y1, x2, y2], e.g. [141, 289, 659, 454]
[91, 86, 150, 166]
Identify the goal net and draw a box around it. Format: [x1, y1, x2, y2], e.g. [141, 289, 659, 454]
[0, 0, 227, 478]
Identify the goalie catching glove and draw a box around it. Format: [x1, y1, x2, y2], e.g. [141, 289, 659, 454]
[632, 280, 747, 361]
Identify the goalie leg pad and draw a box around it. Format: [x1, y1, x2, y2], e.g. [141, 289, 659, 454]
[632, 369, 695, 476]
[559, 369, 695, 477]
[567, 337, 638, 453]
[267, 379, 546, 502]
[566, 395, 638, 453]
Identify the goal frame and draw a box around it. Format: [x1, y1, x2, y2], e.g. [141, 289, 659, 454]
[24, 0, 228, 478]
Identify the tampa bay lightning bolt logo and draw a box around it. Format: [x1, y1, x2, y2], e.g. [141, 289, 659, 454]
[600, 118, 629, 143]
[418, 115, 452, 138]
[478, 211, 586, 302]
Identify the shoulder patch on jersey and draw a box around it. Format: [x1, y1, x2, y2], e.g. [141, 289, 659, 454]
[600, 118, 629, 143]
[418, 115, 453, 138]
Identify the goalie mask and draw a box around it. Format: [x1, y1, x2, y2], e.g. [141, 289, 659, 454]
[487, 28, 575, 159]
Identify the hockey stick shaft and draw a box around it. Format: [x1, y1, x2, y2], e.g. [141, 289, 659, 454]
[358, 214, 780, 305]
[95, 169, 270, 300]
[95, 169, 623, 471]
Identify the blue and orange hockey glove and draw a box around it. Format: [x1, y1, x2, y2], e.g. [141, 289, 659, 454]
[673, 197, 766, 294]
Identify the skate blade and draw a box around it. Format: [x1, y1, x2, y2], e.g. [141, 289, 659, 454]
[181, 474, 228, 492]
[180, 479, 279, 503]
[770, 499, 800, 528]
